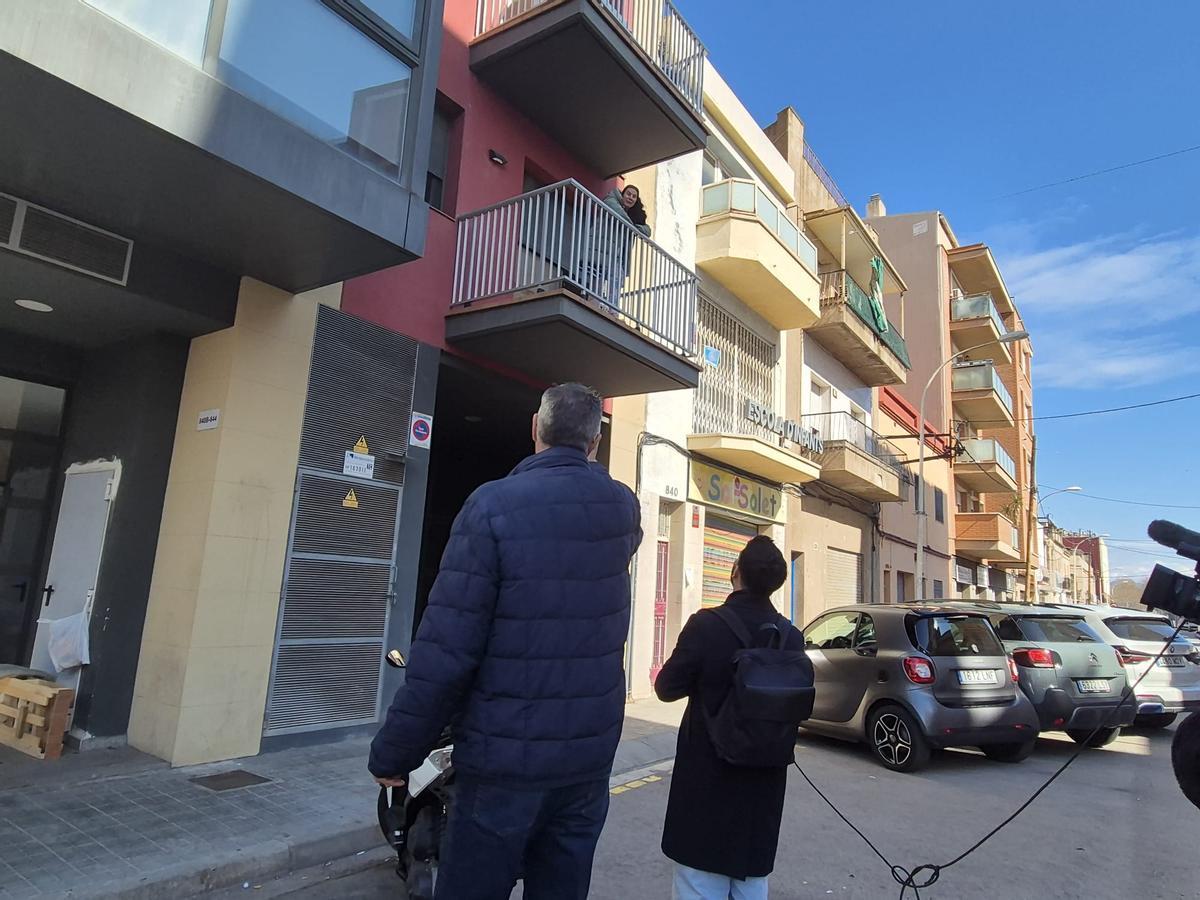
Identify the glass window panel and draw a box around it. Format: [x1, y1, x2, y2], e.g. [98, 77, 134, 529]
[86, 0, 212, 64]
[360, 0, 418, 40]
[730, 181, 755, 213]
[701, 182, 730, 217]
[219, 0, 412, 178]
[755, 188, 777, 231]
[777, 215, 799, 252]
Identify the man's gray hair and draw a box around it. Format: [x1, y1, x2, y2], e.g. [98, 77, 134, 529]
[537, 383, 602, 451]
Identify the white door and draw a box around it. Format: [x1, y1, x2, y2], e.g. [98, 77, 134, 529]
[29, 462, 119, 696]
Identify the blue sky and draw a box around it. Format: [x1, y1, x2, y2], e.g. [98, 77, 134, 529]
[682, 0, 1200, 582]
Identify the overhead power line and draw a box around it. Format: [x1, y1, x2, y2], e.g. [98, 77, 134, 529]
[965, 391, 1200, 428]
[993, 143, 1200, 199]
[1038, 484, 1200, 511]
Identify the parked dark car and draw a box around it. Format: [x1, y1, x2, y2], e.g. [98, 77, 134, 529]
[948, 602, 1134, 747]
[800, 604, 1040, 772]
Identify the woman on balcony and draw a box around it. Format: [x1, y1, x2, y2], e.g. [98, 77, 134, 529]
[599, 184, 650, 309]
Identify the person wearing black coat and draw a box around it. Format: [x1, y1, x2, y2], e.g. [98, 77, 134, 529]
[654, 536, 802, 900]
[369, 383, 642, 900]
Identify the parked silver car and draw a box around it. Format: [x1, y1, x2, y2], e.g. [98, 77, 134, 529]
[948, 602, 1134, 747]
[800, 604, 1040, 772]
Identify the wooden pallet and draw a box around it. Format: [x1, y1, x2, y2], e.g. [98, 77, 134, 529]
[0, 677, 74, 760]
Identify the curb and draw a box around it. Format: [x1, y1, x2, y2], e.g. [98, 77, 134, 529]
[74, 730, 678, 899]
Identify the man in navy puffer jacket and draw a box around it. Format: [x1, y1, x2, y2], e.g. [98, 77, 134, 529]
[369, 383, 641, 900]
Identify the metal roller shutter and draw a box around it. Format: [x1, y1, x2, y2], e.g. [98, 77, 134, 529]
[702, 515, 758, 607]
[825, 548, 863, 608]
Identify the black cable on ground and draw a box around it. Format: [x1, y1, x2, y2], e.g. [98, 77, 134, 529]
[793, 621, 1186, 898]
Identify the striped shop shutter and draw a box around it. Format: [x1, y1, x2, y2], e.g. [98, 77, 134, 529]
[265, 307, 418, 736]
[824, 548, 863, 609]
[702, 515, 758, 607]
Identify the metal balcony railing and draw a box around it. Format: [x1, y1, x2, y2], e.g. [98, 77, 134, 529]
[951, 291, 1006, 334]
[802, 142, 849, 208]
[452, 179, 698, 360]
[700, 178, 819, 273]
[959, 438, 1017, 479]
[818, 270, 911, 368]
[952, 362, 1014, 413]
[475, 0, 705, 111]
[801, 411, 908, 477]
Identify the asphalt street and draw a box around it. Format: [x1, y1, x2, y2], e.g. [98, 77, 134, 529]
[248, 724, 1194, 899]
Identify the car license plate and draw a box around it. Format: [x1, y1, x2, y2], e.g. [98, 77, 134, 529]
[1158, 656, 1187, 668]
[1077, 679, 1109, 693]
[957, 669, 998, 685]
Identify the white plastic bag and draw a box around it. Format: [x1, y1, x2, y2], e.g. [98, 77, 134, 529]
[45, 611, 91, 671]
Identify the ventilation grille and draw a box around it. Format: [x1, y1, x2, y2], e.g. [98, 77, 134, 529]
[300, 306, 418, 484]
[292, 474, 399, 560]
[0, 196, 15, 245]
[0, 192, 132, 285]
[279, 558, 391, 640]
[265, 642, 383, 731]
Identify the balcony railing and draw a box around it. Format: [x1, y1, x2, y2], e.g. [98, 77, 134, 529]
[452, 179, 697, 359]
[959, 438, 1017, 479]
[802, 411, 907, 476]
[802, 142, 849, 208]
[701, 179, 818, 273]
[951, 292, 1006, 334]
[475, 0, 705, 111]
[818, 270, 911, 368]
[952, 362, 1014, 413]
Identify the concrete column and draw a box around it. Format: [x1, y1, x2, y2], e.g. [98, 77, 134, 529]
[128, 279, 340, 766]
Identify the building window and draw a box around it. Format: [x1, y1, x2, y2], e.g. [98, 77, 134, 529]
[357, 0, 419, 42]
[932, 580, 944, 600]
[218, 0, 416, 180]
[85, 0, 213, 63]
[425, 99, 459, 213]
[934, 488, 945, 523]
[694, 296, 776, 441]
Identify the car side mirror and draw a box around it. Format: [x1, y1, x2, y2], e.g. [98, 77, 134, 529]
[385, 649, 407, 669]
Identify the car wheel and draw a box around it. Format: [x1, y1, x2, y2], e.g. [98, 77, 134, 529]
[982, 740, 1037, 763]
[1136, 713, 1178, 729]
[1067, 727, 1120, 748]
[867, 705, 930, 772]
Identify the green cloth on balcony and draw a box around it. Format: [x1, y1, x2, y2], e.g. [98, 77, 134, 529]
[868, 256, 889, 334]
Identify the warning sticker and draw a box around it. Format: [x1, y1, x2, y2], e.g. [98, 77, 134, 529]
[410, 412, 433, 450]
[342, 488, 359, 509]
[353, 435, 370, 454]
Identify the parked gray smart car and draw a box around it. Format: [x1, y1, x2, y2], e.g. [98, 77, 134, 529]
[948, 602, 1135, 747]
[801, 604, 1040, 772]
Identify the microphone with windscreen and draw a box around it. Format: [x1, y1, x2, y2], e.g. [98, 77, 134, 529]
[1148, 519, 1200, 563]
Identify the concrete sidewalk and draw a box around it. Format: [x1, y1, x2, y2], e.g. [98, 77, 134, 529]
[0, 698, 681, 899]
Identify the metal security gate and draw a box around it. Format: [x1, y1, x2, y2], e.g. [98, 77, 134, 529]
[702, 514, 758, 607]
[825, 548, 863, 608]
[265, 307, 418, 736]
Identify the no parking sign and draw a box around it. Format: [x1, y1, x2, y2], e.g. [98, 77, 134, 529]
[410, 412, 434, 449]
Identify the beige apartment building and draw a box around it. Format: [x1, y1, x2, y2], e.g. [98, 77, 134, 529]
[871, 207, 1038, 601]
[1039, 520, 1100, 604]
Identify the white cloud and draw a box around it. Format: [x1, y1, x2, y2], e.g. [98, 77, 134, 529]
[991, 231, 1200, 389]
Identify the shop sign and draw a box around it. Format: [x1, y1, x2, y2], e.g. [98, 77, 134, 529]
[744, 401, 823, 456]
[688, 460, 784, 524]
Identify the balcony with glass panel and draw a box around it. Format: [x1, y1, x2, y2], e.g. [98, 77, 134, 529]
[695, 179, 821, 331]
[2, 0, 437, 291]
[447, 180, 699, 397]
[951, 361, 1015, 427]
[950, 292, 1013, 363]
[470, 0, 707, 177]
[954, 438, 1018, 495]
[955, 512, 1022, 564]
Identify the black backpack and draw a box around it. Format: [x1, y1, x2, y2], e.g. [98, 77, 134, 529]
[704, 607, 816, 768]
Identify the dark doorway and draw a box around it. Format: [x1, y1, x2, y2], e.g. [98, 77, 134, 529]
[413, 359, 541, 632]
[0, 375, 67, 665]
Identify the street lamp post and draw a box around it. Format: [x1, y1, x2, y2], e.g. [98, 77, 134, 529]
[1038, 485, 1083, 516]
[915, 330, 1029, 599]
